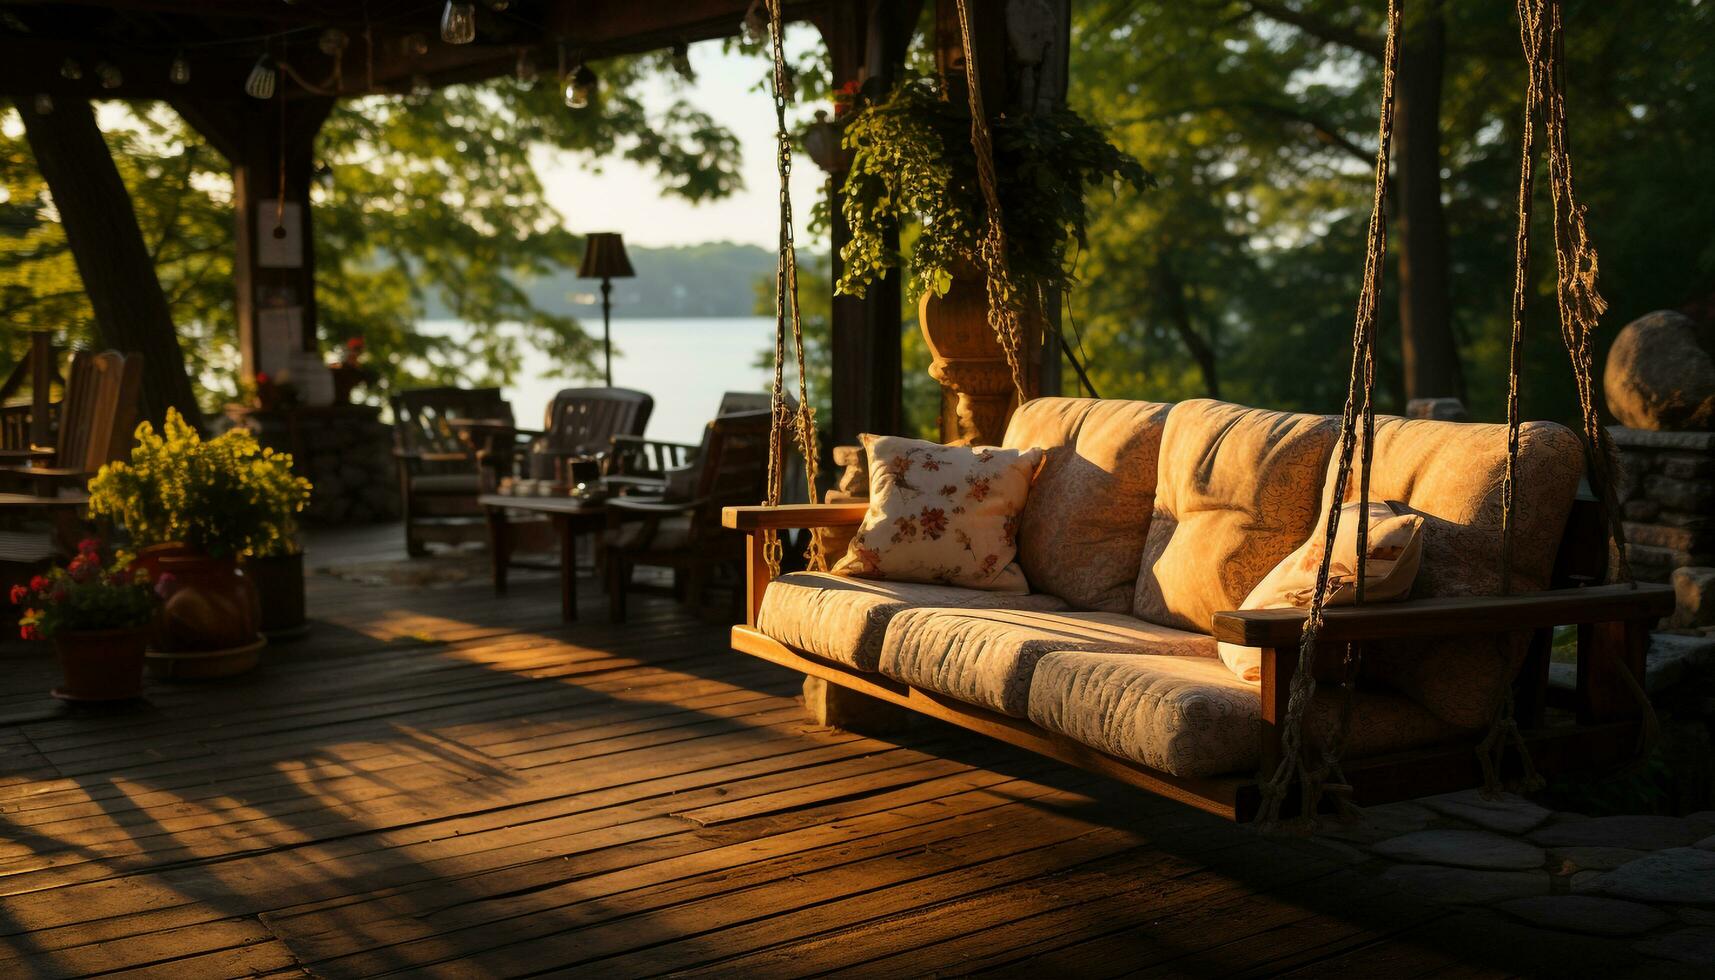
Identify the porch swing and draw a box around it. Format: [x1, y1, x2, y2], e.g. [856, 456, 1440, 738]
[722, 0, 1674, 822]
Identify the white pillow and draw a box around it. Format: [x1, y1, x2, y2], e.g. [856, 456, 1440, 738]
[832, 434, 1042, 592]
[1218, 500, 1425, 681]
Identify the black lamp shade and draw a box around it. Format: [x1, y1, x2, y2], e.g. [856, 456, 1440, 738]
[578, 232, 635, 279]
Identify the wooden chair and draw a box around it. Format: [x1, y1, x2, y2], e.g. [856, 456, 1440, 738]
[507, 387, 653, 486]
[391, 386, 512, 556]
[607, 391, 782, 496]
[605, 409, 772, 622]
[2, 349, 142, 587]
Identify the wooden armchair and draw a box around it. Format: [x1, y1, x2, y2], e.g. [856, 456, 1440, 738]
[607, 391, 782, 497]
[510, 387, 654, 488]
[605, 409, 772, 622]
[391, 386, 511, 556]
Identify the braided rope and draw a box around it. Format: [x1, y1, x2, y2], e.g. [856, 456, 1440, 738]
[954, 0, 1031, 407]
[1254, 0, 1401, 831]
[762, 0, 824, 575]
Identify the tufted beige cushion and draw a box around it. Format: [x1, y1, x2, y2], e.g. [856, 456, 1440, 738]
[1027, 650, 1460, 778]
[1132, 400, 1338, 633]
[1324, 417, 1585, 727]
[1001, 397, 1174, 612]
[878, 608, 1213, 717]
[755, 571, 1068, 671]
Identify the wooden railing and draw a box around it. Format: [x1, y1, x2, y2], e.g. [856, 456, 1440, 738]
[0, 331, 62, 451]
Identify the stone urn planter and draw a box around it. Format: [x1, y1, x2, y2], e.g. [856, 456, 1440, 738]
[52, 627, 148, 702]
[918, 274, 1038, 446]
[139, 545, 265, 680]
[244, 551, 308, 640]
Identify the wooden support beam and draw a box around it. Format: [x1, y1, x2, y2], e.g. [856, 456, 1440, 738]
[176, 95, 334, 383]
[17, 97, 201, 428]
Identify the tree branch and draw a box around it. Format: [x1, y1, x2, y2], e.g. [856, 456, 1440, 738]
[1240, 1, 1384, 59]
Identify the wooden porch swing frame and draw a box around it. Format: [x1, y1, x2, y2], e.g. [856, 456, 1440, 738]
[726, 0, 1677, 822]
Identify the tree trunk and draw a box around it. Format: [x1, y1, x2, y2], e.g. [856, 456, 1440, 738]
[19, 98, 201, 429]
[1393, 0, 1463, 403]
[1157, 255, 1220, 398]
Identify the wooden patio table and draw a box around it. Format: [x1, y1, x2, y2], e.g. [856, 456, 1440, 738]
[478, 493, 606, 623]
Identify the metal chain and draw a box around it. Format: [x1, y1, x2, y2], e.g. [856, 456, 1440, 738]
[762, 0, 824, 575]
[955, 0, 1030, 407]
[1255, 0, 1399, 831]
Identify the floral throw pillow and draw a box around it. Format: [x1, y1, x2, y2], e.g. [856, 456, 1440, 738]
[831, 434, 1043, 592]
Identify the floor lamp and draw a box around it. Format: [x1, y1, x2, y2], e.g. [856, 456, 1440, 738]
[578, 232, 635, 387]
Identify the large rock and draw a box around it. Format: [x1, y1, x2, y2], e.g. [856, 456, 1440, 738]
[1593, 847, 1715, 904]
[1497, 895, 1670, 936]
[1604, 310, 1715, 431]
[1531, 814, 1709, 851]
[1381, 865, 1549, 905]
[1421, 789, 1552, 835]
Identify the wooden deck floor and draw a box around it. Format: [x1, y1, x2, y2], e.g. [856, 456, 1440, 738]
[0, 526, 1678, 978]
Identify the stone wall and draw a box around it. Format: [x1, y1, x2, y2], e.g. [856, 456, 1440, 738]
[1613, 427, 1715, 585]
[223, 405, 402, 525]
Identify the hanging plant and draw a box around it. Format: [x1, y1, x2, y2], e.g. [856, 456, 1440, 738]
[835, 76, 1153, 304]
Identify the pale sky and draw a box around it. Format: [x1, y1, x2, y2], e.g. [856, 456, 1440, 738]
[534, 29, 827, 251]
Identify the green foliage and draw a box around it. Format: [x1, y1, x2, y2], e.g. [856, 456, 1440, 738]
[835, 77, 1152, 304]
[11, 541, 158, 640]
[88, 409, 312, 558]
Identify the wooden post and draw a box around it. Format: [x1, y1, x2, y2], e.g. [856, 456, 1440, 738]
[28, 331, 53, 450]
[816, 1, 915, 446]
[175, 95, 333, 384]
[17, 98, 203, 428]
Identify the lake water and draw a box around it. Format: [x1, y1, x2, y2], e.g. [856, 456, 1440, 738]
[418, 316, 778, 445]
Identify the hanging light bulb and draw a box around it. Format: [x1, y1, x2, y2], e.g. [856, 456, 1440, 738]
[514, 48, 537, 86]
[440, 1, 476, 44]
[33, 93, 53, 115]
[411, 73, 433, 100]
[563, 63, 596, 109]
[670, 40, 695, 82]
[741, 0, 767, 43]
[485, 0, 510, 10]
[96, 61, 122, 89]
[60, 58, 82, 80]
[169, 52, 191, 85]
[245, 54, 277, 99]
[402, 33, 429, 57]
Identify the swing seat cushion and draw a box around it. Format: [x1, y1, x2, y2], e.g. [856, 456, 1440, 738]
[1132, 400, 1339, 633]
[755, 572, 1068, 671]
[1001, 397, 1174, 614]
[1026, 650, 1461, 778]
[1326, 417, 1586, 727]
[877, 608, 1214, 718]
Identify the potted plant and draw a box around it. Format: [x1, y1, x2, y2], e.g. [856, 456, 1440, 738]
[328, 337, 378, 404]
[87, 409, 313, 677]
[11, 540, 161, 701]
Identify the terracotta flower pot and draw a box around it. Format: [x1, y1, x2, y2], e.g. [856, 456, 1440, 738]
[148, 547, 262, 652]
[243, 551, 307, 637]
[53, 627, 148, 701]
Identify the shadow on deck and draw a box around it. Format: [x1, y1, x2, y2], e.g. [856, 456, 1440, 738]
[0, 524, 1691, 977]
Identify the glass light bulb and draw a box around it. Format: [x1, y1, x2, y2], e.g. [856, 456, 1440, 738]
[33, 93, 53, 114]
[514, 49, 537, 85]
[440, 2, 476, 44]
[564, 64, 596, 109]
[245, 55, 277, 99]
[170, 54, 191, 85]
[96, 62, 122, 90]
[403, 33, 429, 57]
[59, 58, 81, 80]
[411, 74, 433, 99]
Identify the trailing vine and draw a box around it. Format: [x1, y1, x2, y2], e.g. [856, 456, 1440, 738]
[835, 76, 1152, 307]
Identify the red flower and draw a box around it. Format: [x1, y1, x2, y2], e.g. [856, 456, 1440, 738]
[20, 623, 41, 641]
[50, 588, 68, 603]
[8, 585, 28, 606]
[77, 537, 101, 557]
[346, 337, 365, 350]
[66, 555, 96, 583]
[255, 372, 271, 385]
[29, 575, 48, 592]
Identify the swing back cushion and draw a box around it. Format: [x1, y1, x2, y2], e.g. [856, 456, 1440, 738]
[832, 434, 1042, 592]
[1001, 397, 1174, 613]
[1132, 400, 1340, 633]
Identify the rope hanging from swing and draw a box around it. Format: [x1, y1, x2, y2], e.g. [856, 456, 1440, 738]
[1258, 0, 1643, 829]
[954, 0, 1031, 407]
[760, 0, 824, 576]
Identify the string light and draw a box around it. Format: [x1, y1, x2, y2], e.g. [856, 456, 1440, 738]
[245, 54, 278, 99]
[411, 73, 432, 100]
[96, 61, 122, 89]
[33, 93, 52, 114]
[59, 58, 81, 80]
[402, 33, 429, 57]
[170, 52, 191, 84]
[564, 63, 596, 109]
[440, 2, 475, 44]
[514, 48, 537, 86]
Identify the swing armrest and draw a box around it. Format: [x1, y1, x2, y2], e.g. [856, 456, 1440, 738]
[722, 503, 870, 531]
[1210, 584, 1674, 648]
